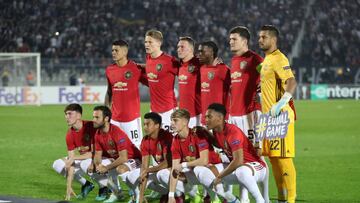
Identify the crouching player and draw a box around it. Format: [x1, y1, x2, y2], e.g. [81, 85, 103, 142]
[81, 106, 142, 202]
[52, 103, 96, 200]
[124, 112, 173, 203]
[197, 103, 269, 203]
[156, 109, 222, 203]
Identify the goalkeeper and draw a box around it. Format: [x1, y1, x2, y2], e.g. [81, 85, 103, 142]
[258, 25, 297, 203]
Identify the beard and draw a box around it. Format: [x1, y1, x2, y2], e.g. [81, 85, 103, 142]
[93, 122, 105, 129]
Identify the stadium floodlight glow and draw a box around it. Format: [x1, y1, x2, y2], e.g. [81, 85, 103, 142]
[0, 53, 41, 106]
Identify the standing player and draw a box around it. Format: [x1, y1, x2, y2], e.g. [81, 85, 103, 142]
[198, 41, 230, 125]
[228, 26, 266, 203]
[125, 112, 173, 203]
[258, 25, 297, 203]
[177, 36, 202, 127]
[144, 29, 180, 131]
[201, 103, 268, 203]
[82, 106, 142, 203]
[105, 40, 147, 148]
[228, 26, 263, 143]
[52, 103, 96, 200]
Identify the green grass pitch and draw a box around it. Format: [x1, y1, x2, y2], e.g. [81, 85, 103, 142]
[0, 100, 359, 202]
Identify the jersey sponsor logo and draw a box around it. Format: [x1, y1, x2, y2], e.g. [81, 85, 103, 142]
[156, 64, 163, 72]
[178, 74, 188, 81]
[147, 72, 158, 80]
[188, 65, 195, 73]
[240, 61, 247, 69]
[125, 71, 133, 79]
[283, 66, 291, 70]
[231, 71, 242, 79]
[207, 72, 215, 80]
[114, 82, 128, 90]
[201, 82, 210, 89]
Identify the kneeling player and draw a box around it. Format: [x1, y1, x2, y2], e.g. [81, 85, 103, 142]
[201, 103, 269, 203]
[81, 106, 142, 203]
[52, 103, 96, 200]
[157, 109, 222, 203]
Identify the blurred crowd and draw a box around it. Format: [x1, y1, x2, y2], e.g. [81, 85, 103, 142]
[1, 0, 359, 85]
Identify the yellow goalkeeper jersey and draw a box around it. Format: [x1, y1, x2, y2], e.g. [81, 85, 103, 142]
[260, 49, 294, 113]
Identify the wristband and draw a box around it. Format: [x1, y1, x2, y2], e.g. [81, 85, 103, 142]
[181, 162, 188, 168]
[168, 192, 175, 198]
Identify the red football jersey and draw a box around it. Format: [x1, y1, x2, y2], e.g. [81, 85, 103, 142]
[178, 57, 202, 117]
[106, 60, 147, 122]
[230, 50, 263, 116]
[140, 129, 173, 164]
[66, 120, 96, 154]
[145, 53, 179, 112]
[200, 64, 231, 124]
[171, 129, 221, 164]
[94, 124, 141, 159]
[213, 123, 265, 167]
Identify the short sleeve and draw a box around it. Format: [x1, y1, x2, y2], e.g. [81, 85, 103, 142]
[196, 134, 209, 152]
[65, 131, 75, 151]
[274, 57, 294, 82]
[115, 128, 128, 152]
[140, 139, 149, 156]
[171, 137, 181, 159]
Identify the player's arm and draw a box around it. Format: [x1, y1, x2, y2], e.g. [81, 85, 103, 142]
[183, 149, 209, 168]
[214, 148, 243, 185]
[138, 154, 150, 203]
[104, 81, 112, 108]
[104, 149, 128, 171]
[168, 159, 181, 202]
[65, 164, 76, 200]
[269, 77, 297, 117]
[72, 151, 92, 160]
[93, 150, 102, 168]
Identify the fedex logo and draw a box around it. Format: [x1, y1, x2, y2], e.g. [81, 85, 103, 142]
[0, 87, 38, 105]
[59, 87, 100, 103]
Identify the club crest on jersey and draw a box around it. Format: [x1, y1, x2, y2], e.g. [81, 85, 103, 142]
[157, 143, 162, 151]
[240, 61, 247, 69]
[189, 144, 195, 153]
[125, 71, 132, 79]
[108, 140, 115, 147]
[207, 72, 215, 80]
[188, 65, 195, 73]
[156, 64, 163, 71]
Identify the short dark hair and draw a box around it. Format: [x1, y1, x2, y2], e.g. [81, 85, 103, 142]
[207, 103, 227, 116]
[260, 25, 280, 38]
[230, 26, 251, 41]
[112, 40, 129, 48]
[93, 105, 112, 121]
[144, 112, 162, 126]
[201, 41, 218, 58]
[179, 36, 195, 48]
[64, 103, 82, 114]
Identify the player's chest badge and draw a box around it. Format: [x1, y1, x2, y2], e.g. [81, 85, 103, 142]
[156, 64, 163, 72]
[240, 61, 247, 69]
[188, 144, 195, 153]
[124, 71, 132, 79]
[84, 133, 91, 143]
[108, 140, 115, 148]
[188, 65, 195, 73]
[157, 142, 162, 152]
[207, 72, 215, 80]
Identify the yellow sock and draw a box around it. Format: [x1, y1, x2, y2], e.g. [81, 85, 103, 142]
[277, 157, 296, 203]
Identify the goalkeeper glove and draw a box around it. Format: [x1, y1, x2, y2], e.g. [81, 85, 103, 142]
[270, 92, 292, 117]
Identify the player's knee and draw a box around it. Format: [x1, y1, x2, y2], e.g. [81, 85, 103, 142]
[116, 164, 129, 174]
[193, 166, 204, 180]
[52, 159, 65, 174]
[79, 159, 90, 173]
[156, 169, 169, 185]
[235, 167, 252, 182]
